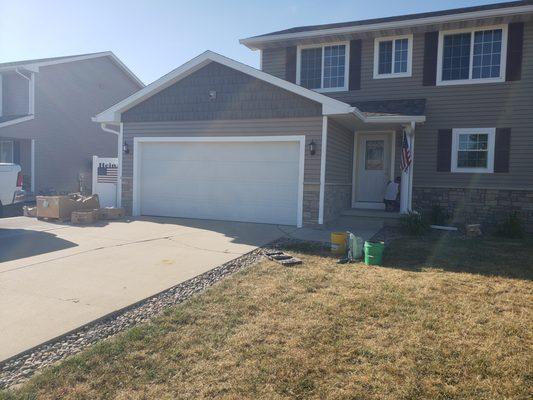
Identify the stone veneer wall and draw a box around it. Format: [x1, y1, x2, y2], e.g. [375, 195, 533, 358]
[413, 187, 533, 232]
[324, 184, 352, 223]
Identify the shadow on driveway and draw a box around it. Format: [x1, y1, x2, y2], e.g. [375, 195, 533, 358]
[0, 229, 77, 263]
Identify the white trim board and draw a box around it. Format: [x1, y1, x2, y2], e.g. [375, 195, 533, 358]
[240, 4, 533, 49]
[94, 51, 353, 123]
[0, 115, 34, 129]
[132, 135, 306, 228]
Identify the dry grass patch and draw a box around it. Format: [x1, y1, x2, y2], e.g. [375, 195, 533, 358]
[2, 236, 532, 400]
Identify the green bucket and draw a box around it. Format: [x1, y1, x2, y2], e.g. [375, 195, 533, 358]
[364, 241, 384, 266]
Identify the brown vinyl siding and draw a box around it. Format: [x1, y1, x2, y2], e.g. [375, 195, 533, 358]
[325, 119, 353, 184]
[261, 21, 533, 191]
[324, 118, 354, 221]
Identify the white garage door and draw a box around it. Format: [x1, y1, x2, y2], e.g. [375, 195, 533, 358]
[136, 138, 303, 226]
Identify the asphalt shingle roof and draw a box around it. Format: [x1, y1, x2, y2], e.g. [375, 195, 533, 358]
[351, 99, 426, 117]
[246, 1, 531, 40]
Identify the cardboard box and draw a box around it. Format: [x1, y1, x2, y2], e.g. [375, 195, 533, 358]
[80, 194, 100, 210]
[98, 207, 125, 220]
[71, 209, 99, 225]
[36, 196, 81, 220]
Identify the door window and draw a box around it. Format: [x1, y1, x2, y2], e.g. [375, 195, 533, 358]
[0, 140, 14, 163]
[365, 140, 384, 170]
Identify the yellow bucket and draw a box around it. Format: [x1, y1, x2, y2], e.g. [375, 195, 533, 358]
[330, 232, 348, 255]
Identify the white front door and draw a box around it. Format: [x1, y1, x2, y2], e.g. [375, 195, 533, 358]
[355, 133, 391, 208]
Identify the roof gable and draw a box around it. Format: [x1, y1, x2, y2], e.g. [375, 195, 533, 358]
[93, 51, 352, 123]
[0, 52, 144, 88]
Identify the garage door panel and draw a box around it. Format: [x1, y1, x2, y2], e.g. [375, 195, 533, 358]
[138, 140, 301, 226]
[141, 160, 298, 184]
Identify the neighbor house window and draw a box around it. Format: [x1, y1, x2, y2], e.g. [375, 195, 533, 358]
[0, 140, 14, 163]
[451, 128, 495, 173]
[373, 35, 412, 78]
[438, 26, 507, 85]
[297, 43, 348, 91]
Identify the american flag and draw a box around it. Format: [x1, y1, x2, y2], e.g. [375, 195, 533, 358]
[400, 130, 412, 172]
[97, 163, 118, 183]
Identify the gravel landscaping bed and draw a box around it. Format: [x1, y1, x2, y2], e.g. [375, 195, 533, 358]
[0, 247, 269, 389]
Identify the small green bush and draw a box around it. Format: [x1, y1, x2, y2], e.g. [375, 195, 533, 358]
[496, 212, 525, 239]
[430, 204, 449, 226]
[400, 211, 430, 236]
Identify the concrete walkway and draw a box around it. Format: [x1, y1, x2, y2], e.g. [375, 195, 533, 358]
[0, 216, 287, 361]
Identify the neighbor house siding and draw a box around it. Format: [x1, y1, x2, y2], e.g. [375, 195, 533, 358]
[261, 21, 533, 191]
[122, 62, 322, 122]
[324, 119, 353, 221]
[0, 57, 141, 194]
[1, 72, 29, 116]
[122, 117, 324, 225]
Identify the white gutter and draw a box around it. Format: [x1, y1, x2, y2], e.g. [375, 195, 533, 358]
[99, 122, 120, 135]
[240, 4, 533, 49]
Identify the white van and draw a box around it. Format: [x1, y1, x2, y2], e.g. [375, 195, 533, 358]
[0, 163, 25, 217]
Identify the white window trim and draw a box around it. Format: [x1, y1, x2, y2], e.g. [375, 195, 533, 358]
[296, 41, 349, 92]
[437, 24, 508, 86]
[373, 34, 413, 79]
[0, 140, 14, 163]
[451, 128, 495, 173]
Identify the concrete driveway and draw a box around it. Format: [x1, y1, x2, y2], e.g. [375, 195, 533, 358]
[0, 216, 287, 361]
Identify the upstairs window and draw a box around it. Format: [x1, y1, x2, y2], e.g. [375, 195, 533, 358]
[373, 35, 412, 79]
[437, 26, 507, 85]
[297, 43, 349, 92]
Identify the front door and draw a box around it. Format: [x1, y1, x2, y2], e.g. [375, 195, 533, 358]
[355, 133, 391, 208]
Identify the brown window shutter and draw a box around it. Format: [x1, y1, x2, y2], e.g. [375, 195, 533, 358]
[494, 128, 511, 173]
[506, 22, 524, 82]
[285, 46, 297, 83]
[437, 129, 452, 172]
[349, 39, 362, 90]
[423, 31, 439, 86]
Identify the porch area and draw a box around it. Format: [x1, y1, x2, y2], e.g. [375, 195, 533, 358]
[321, 98, 425, 224]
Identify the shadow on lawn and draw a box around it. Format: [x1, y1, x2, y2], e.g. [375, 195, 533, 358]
[382, 234, 533, 280]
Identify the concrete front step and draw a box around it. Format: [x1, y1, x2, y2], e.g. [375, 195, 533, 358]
[341, 208, 402, 220]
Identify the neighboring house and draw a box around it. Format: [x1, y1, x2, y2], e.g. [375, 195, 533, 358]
[0, 52, 143, 196]
[94, 1, 533, 231]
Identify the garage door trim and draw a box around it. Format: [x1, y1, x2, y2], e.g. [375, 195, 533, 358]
[132, 135, 306, 227]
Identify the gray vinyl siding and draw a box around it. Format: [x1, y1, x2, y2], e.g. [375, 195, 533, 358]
[261, 48, 287, 80]
[1, 72, 29, 116]
[123, 62, 321, 122]
[261, 20, 533, 191]
[121, 117, 323, 223]
[0, 56, 141, 194]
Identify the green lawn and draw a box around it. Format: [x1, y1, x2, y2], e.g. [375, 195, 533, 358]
[2, 234, 532, 400]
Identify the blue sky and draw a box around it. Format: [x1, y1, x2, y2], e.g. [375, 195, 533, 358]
[1, 0, 503, 84]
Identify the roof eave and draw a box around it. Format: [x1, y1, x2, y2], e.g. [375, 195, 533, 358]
[240, 3, 533, 49]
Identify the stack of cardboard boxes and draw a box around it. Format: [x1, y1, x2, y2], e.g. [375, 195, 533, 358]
[24, 194, 125, 224]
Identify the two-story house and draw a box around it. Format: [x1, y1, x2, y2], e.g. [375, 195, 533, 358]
[94, 1, 533, 231]
[0, 52, 143, 198]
